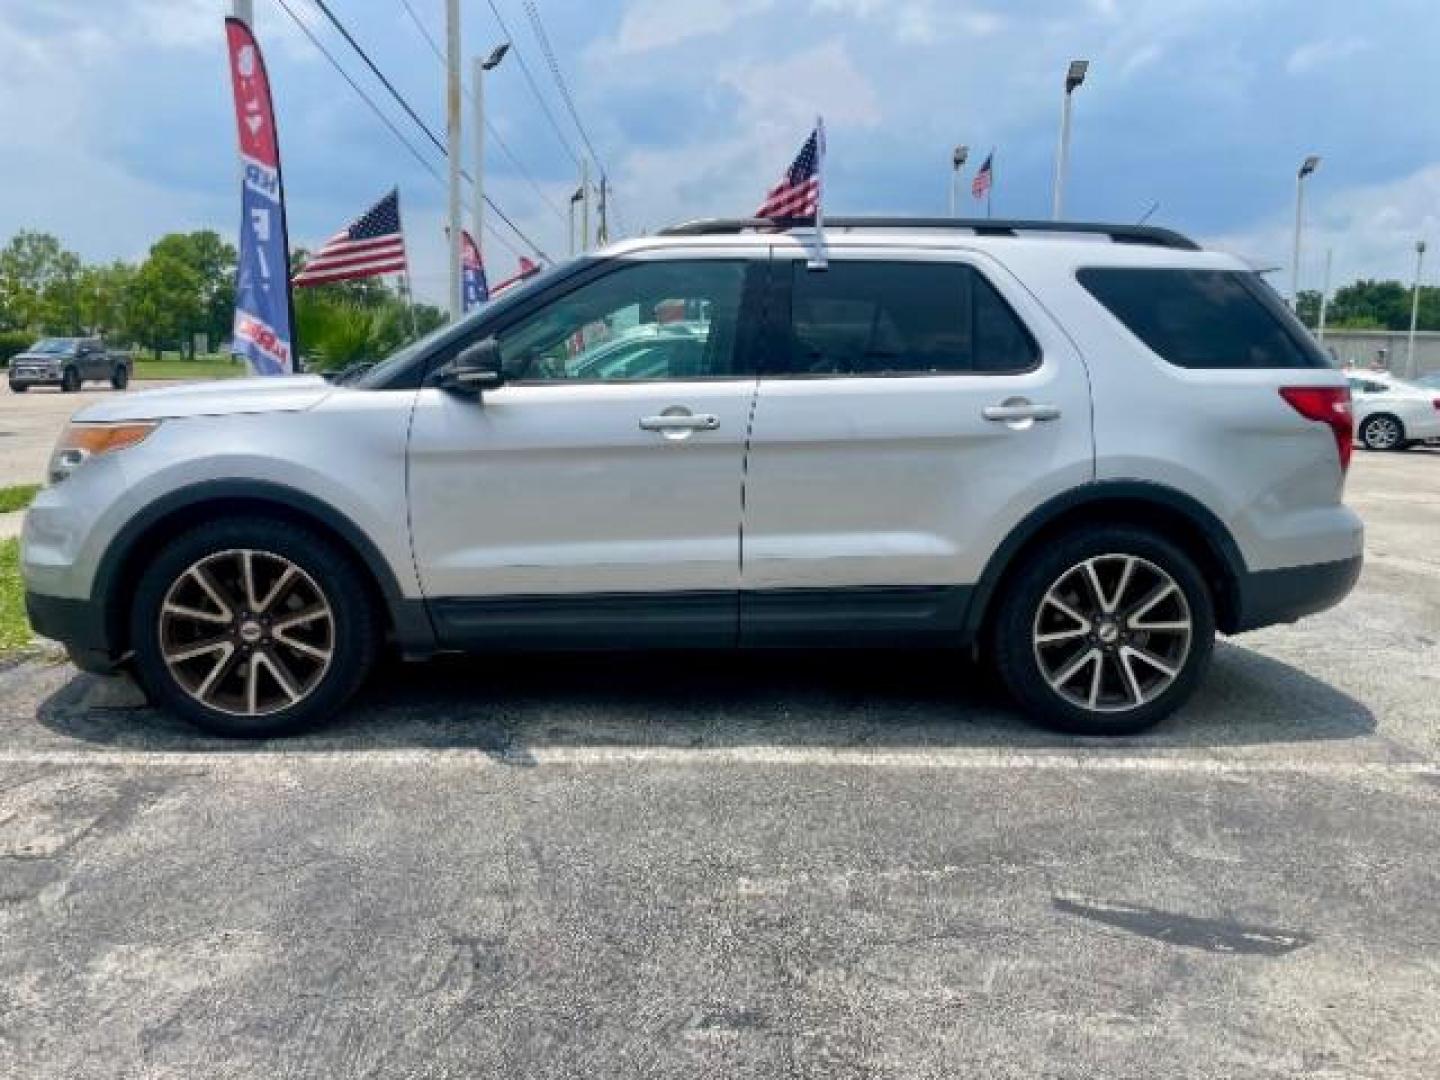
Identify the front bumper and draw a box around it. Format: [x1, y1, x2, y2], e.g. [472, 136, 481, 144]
[24, 590, 118, 673]
[1230, 554, 1363, 633]
[9, 367, 61, 386]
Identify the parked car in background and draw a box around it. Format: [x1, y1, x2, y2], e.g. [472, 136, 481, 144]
[1343, 369, 1440, 450]
[22, 218, 1362, 739]
[8, 338, 130, 393]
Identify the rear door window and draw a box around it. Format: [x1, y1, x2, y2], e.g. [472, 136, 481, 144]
[1077, 267, 1332, 369]
[782, 261, 1038, 376]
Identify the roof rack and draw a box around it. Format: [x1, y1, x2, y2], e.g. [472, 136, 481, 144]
[658, 216, 1201, 251]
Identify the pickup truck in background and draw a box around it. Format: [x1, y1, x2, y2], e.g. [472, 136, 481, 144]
[7, 338, 130, 393]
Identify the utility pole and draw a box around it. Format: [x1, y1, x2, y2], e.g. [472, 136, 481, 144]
[1318, 248, 1333, 347]
[1052, 59, 1089, 220]
[1291, 155, 1320, 309]
[471, 44, 510, 280]
[580, 159, 590, 253]
[568, 185, 583, 257]
[597, 174, 609, 245]
[1408, 239, 1427, 379]
[444, 0, 462, 320]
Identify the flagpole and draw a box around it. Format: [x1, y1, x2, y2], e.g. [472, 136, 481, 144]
[987, 147, 995, 219]
[808, 115, 828, 270]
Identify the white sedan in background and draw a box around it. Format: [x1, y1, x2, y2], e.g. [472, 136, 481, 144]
[1344, 370, 1440, 451]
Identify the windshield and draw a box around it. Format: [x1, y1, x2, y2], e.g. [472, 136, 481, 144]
[352, 258, 577, 389]
[29, 338, 77, 355]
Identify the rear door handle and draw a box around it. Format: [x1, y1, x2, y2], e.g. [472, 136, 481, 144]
[982, 401, 1061, 423]
[639, 413, 720, 432]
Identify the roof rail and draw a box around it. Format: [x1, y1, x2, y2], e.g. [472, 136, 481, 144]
[658, 216, 1201, 251]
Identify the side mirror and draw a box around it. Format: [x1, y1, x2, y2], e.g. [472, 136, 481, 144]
[438, 336, 505, 394]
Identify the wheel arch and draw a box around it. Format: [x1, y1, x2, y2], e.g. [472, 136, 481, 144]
[963, 481, 1249, 641]
[97, 480, 435, 657]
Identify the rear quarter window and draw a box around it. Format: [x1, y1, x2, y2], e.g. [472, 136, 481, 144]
[1077, 267, 1332, 370]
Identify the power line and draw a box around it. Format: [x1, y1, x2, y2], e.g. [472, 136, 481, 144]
[304, 0, 550, 262]
[272, 0, 439, 186]
[272, 0, 524, 262]
[483, 0, 583, 170]
[518, 0, 625, 236]
[394, 0, 569, 226]
[519, 0, 603, 173]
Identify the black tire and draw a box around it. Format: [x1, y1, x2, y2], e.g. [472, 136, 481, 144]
[111, 365, 129, 391]
[992, 526, 1216, 736]
[128, 517, 379, 738]
[60, 366, 80, 393]
[8, 382, 27, 393]
[1359, 413, 1406, 452]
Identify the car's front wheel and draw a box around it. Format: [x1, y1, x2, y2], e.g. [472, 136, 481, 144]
[8, 381, 27, 393]
[993, 526, 1216, 735]
[111, 365, 129, 391]
[128, 518, 378, 737]
[60, 367, 80, 392]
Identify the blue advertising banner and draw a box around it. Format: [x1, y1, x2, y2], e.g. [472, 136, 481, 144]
[225, 17, 293, 375]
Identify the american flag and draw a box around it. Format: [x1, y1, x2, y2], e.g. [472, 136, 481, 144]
[489, 257, 541, 298]
[756, 123, 824, 220]
[971, 152, 994, 200]
[293, 189, 408, 287]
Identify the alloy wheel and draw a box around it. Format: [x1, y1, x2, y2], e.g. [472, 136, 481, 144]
[157, 548, 335, 717]
[1363, 416, 1401, 450]
[1032, 553, 1193, 714]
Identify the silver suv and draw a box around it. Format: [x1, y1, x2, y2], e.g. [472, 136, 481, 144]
[22, 219, 1363, 737]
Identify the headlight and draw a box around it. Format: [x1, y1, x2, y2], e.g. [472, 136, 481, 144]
[48, 422, 158, 484]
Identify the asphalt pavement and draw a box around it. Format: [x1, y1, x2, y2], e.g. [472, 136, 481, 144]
[0, 450, 1437, 1077]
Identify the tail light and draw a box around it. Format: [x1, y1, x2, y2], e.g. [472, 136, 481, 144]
[1433, 398, 1440, 412]
[1280, 386, 1353, 472]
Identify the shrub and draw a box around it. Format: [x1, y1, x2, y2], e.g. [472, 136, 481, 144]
[0, 330, 36, 368]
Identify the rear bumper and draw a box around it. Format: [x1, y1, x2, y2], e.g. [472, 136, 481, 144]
[1230, 554, 1362, 633]
[24, 590, 118, 673]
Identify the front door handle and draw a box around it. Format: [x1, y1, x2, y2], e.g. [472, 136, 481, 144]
[639, 413, 720, 432]
[982, 400, 1061, 423]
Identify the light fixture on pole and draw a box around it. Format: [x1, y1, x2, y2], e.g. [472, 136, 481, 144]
[1051, 59, 1089, 220]
[1408, 239, 1427, 378]
[950, 144, 969, 217]
[471, 41, 510, 277]
[1290, 154, 1320, 309]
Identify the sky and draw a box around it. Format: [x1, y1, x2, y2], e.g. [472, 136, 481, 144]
[1, 0, 1437, 305]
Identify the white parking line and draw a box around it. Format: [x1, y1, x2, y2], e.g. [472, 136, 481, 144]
[0, 745, 1436, 778]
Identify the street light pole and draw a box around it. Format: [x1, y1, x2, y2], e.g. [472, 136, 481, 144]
[1408, 239, 1427, 379]
[1318, 247, 1333, 346]
[1290, 154, 1320, 309]
[471, 43, 510, 276]
[949, 145, 968, 217]
[444, 0, 462, 320]
[1052, 59, 1089, 221]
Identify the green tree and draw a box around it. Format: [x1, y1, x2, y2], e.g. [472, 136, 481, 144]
[0, 231, 80, 331]
[77, 261, 137, 341]
[1295, 289, 1322, 329]
[148, 231, 237, 354]
[124, 254, 203, 358]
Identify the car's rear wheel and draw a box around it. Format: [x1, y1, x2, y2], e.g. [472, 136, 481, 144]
[1360, 413, 1406, 451]
[111, 365, 129, 390]
[993, 526, 1215, 735]
[129, 518, 378, 737]
[8, 382, 26, 393]
[60, 367, 80, 393]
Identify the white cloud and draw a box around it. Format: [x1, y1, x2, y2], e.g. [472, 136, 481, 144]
[1207, 162, 1440, 288]
[809, 0, 1004, 43]
[613, 0, 774, 53]
[1286, 37, 1371, 76]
